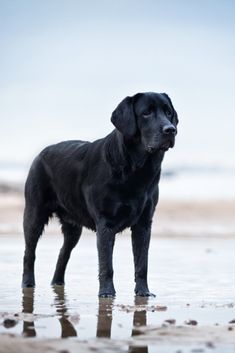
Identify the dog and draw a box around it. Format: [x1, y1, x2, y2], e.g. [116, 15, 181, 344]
[22, 92, 178, 297]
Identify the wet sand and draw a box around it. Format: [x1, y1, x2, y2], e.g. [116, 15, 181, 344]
[0, 192, 235, 352]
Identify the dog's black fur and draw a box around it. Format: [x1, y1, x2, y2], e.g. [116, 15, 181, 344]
[22, 92, 178, 297]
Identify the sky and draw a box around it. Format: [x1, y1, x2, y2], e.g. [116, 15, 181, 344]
[1, 0, 235, 169]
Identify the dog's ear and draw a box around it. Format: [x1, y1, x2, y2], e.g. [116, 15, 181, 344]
[111, 96, 137, 137]
[161, 93, 179, 125]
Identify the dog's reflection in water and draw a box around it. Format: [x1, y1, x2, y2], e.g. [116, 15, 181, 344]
[22, 286, 77, 338]
[53, 285, 77, 338]
[96, 297, 113, 338]
[22, 288, 36, 337]
[129, 297, 148, 353]
[97, 296, 148, 353]
[21, 289, 148, 352]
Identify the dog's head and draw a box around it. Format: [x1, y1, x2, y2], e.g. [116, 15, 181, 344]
[111, 92, 178, 153]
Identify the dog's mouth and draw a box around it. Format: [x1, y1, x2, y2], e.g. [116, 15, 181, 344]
[159, 140, 174, 151]
[146, 139, 175, 153]
[159, 135, 175, 151]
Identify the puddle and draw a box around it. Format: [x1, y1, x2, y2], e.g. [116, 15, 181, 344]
[0, 234, 235, 352]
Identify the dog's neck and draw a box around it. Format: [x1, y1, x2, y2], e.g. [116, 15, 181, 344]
[123, 132, 164, 169]
[107, 130, 164, 173]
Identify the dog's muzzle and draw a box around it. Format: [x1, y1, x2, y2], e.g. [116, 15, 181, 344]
[146, 136, 175, 153]
[159, 139, 175, 151]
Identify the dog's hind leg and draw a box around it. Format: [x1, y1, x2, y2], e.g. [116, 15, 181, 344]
[51, 222, 82, 286]
[22, 205, 49, 288]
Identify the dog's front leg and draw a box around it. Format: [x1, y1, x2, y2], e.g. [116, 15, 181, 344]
[131, 223, 155, 297]
[96, 225, 116, 297]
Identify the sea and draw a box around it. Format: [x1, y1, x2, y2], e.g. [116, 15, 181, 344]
[1, 160, 235, 201]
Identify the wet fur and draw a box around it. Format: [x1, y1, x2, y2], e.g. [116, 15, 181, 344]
[22, 92, 178, 297]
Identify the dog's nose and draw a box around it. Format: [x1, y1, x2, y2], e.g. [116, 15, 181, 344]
[162, 124, 176, 135]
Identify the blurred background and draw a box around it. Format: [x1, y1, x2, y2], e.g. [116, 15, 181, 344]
[1, 0, 235, 235]
[1, 2, 235, 344]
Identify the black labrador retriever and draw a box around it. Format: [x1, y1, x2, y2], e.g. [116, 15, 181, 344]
[22, 92, 178, 297]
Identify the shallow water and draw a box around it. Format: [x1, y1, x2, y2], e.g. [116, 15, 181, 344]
[0, 233, 235, 351]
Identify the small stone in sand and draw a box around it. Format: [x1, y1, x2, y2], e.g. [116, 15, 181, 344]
[3, 318, 17, 328]
[164, 319, 176, 325]
[206, 341, 215, 348]
[228, 319, 235, 324]
[155, 305, 168, 311]
[184, 319, 198, 326]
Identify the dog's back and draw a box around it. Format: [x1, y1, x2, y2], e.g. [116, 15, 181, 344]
[22, 92, 178, 297]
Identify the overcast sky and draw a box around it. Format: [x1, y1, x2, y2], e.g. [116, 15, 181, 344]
[1, 0, 235, 168]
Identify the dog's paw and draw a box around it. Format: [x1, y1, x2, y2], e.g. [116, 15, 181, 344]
[22, 274, 35, 288]
[51, 281, 65, 286]
[98, 289, 116, 298]
[98, 281, 116, 298]
[99, 293, 116, 298]
[22, 282, 35, 288]
[135, 290, 156, 297]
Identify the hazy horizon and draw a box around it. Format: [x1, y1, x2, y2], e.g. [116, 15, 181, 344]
[1, 0, 235, 169]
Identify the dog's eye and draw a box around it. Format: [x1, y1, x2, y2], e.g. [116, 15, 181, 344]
[164, 105, 172, 117]
[142, 110, 152, 118]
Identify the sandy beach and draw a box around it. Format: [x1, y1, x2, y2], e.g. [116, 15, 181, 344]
[0, 189, 235, 352]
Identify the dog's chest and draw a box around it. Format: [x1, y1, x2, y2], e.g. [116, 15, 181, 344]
[85, 158, 161, 230]
[99, 178, 156, 230]
[102, 194, 147, 228]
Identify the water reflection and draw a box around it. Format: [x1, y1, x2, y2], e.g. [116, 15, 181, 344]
[22, 288, 36, 337]
[53, 286, 77, 338]
[96, 297, 114, 338]
[21, 288, 149, 352]
[129, 297, 148, 353]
